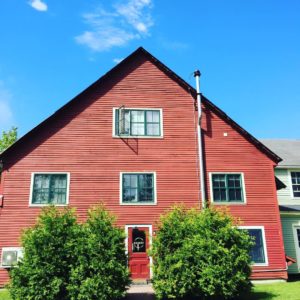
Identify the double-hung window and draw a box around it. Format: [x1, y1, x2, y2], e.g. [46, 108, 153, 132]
[30, 173, 69, 205]
[121, 173, 156, 204]
[291, 171, 300, 198]
[114, 108, 162, 137]
[211, 173, 245, 203]
[240, 227, 268, 265]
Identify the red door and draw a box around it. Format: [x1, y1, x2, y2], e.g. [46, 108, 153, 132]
[128, 226, 150, 280]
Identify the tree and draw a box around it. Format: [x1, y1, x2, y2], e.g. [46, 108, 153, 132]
[9, 206, 130, 300]
[151, 206, 253, 300]
[0, 127, 17, 153]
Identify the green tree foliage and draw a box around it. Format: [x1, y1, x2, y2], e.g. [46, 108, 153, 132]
[151, 206, 253, 300]
[9, 206, 130, 300]
[0, 127, 17, 153]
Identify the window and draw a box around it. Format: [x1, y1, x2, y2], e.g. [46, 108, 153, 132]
[121, 173, 156, 204]
[1, 247, 23, 268]
[30, 173, 69, 205]
[291, 171, 300, 198]
[240, 227, 268, 265]
[114, 108, 162, 137]
[211, 173, 245, 203]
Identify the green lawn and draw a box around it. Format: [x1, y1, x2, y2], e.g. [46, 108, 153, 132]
[0, 290, 10, 300]
[243, 281, 300, 300]
[1, 281, 300, 299]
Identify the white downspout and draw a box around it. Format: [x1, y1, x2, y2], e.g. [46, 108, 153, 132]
[194, 70, 206, 209]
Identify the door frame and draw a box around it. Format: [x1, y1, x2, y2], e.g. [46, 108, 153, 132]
[292, 224, 300, 271]
[125, 224, 153, 278]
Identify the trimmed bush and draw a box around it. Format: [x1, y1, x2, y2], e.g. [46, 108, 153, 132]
[151, 206, 253, 299]
[8, 206, 130, 300]
[68, 206, 130, 300]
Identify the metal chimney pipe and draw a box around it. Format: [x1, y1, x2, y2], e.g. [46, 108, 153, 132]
[194, 70, 206, 209]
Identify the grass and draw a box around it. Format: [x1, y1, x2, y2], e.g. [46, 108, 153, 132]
[242, 281, 300, 300]
[1, 281, 300, 299]
[0, 290, 10, 300]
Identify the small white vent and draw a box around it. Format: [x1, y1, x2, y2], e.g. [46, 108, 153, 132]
[1, 248, 23, 268]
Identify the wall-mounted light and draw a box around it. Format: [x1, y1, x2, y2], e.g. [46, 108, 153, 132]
[0, 195, 3, 208]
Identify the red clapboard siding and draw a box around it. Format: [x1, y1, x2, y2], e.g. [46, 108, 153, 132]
[0, 51, 287, 285]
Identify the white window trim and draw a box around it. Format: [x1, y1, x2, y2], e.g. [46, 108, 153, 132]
[1, 247, 23, 268]
[120, 172, 157, 206]
[209, 172, 247, 205]
[238, 226, 269, 267]
[292, 224, 300, 271]
[125, 224, 153, 278]
[29, 172, 70, 207]
[288, 169, 300, 199]
[112, 108, 164, 139]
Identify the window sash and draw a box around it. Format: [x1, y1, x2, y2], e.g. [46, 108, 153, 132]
[122, 174, 154, 203]
[291, 172, 300, 198]
[212, 174, 244, 202]
[32, 174, 68, 204]
[115, 109, 161, 136]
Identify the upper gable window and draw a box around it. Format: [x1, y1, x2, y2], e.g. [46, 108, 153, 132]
[210, 173, 245, 203]
[113, 108, 163, 138]
[30, 173, 69, 206]
[291, 171, 300, 198]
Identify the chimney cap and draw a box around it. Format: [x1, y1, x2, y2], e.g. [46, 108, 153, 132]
[193, 70, 201, 77]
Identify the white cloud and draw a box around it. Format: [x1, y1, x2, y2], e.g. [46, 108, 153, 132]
[76, 0, 153, 52]
[0, 81, 14, 132]
[29, 0, 48, 12]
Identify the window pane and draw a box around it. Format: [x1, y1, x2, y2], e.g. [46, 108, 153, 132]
[291, 172, 300, 197]
[248, 229, 266, 264]
[131, 123, 145, 135]
[146, 111, 160, 123]
[123, 188, 138, 202]
[147, 124, 160, 135]
[227, 174, 241, 188]
[131, 111, 144, 122]
[130, 175, 138, 188]
[212, 175, 226, 187]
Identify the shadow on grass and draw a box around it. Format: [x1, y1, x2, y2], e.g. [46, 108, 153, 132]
[235, 291, 277, 300]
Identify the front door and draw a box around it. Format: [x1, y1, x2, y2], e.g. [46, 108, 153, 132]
[128, 226, 150, 280]
[293, 225, 300, 270]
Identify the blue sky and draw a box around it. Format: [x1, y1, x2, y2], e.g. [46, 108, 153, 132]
[0, 0, 299, 138]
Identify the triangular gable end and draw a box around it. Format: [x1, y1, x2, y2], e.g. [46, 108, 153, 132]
[0, 47, 281, 165]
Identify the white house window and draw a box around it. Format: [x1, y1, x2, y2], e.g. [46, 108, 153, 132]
[114, 108, 162, 137]
[121, 173, 156, 205]
[239, 227, 268, 266]
[211, 173, 245, 203]
[291, 172, 300, 198]
[1, 247, 23, 268]
[30, 173, 69, 205]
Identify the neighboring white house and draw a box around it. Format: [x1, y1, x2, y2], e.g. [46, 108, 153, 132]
[262, 139, 300, 274]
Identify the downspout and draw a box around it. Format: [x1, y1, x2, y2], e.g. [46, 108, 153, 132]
[194, 70, 206, 209]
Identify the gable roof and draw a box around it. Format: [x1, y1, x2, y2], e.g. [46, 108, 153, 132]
[260, 139, 300, 167]
[0, 47, 281, 164]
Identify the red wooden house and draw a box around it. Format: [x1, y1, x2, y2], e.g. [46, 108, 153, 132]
[0, 47, 287, 285]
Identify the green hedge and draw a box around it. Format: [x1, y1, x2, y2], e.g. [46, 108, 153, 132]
[151, 206, 253, 299]
[9, 206, 130, 300]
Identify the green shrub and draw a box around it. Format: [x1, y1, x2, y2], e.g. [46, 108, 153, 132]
[68, 206, 130, 300]
[8, 206, 130, 300]
[151, 206, 253, 300]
